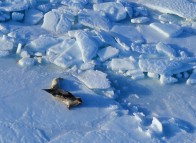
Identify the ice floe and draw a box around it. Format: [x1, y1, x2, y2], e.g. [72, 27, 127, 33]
[75, 31, 98, 63]
[150, 22, 183, 38]
[156, 42, 177, 58]
[187, 69, 196, 85]
[25, 35, 59, 53]
[139, 57, 196, 77]
[0, 36, 14, 51]
[75, 70, 111, 89]
[41, 11, 59, 32]
[98, 46, 119, 61]
[131, 17, 150, 24]
[109, 57, 138, 71]
[18, 57, 35, 67]
[93, 2, 127, 21]
[78, 9, 112, 31]
[24, 9, 43, 25]
[12, 12, 24, 21]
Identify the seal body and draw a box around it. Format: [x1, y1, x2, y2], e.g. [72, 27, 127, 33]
[43, 88, 82, 109]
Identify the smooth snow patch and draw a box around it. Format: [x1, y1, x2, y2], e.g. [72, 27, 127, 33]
[138, 0, 196, 20]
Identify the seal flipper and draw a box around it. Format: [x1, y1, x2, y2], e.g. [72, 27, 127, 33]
[42, 88, 58, 96]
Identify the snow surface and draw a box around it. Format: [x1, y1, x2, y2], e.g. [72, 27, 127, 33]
[137, 0, 196, 20]
[0, 0, 196, 142]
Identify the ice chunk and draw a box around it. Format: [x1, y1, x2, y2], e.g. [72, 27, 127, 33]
[111, 25, 144, 42]
[156, 42, 177, 58]
[125, 6, 133, 18]
[147, 72, 159, 79]
[150, 22, 183, 38]
[0, 11, 10, 21]
[56, 14, 72, 34]
[80, 62, 95, 71]
[47, 38, 75, 55]
[128, 69, 145, 80]
[76, 70, 111, 89]
[53, 42, 82, 69]
[109, 57, 137, 71]
[160, 75, 178, 84]
[131, 17, 150, 24]
[89, 0, 103, 3]
[61, 0, 88, 11]
[112, 33, 131, 51]
[78, 9, 112, 31]
[158, 13, 183, 23]
[37, 4, 52, 13]
[16, 43, 22, 54]
[131, 43, 157, 55]
[134, 7, 148, 17]
[0, 36, 14, 51]
[138, 0, 196, 20]
[187, 69, 196, 85]
[25, 9, 43, 25]
[18, 57, 35, 67]
[26, 35, 59, 53]
[98, 46, 119, 61]
[42, 11, 59, 32]
[0, 2, 29, 12]
[0, 24, 9, 34]
[139, 58, 196, 76]
[75, 31, 98, 63]
[95, 30, 116, 46]
[150, 117, 163, 133]
[93, 2, 126, 21]
[12, 12, 24, 21]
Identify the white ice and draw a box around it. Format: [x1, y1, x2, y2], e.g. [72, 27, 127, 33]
[12, 12, 24, 21]
[131, 17, 150, 24]
[156, 42, 177, 58]
[0, 36, 14, 51]
[187, 69, 196, 85]
[25, 9, 43, 25]
[109, 57, 138, 71]
[78, 9, 112, 31]
[93, 2, 127, 21]
[75, 31, 98, 63]
[18, 57, 35, 67]
[25, 35, 59, 53]
[139, 58, 196, 76]
[98, 46, 119, 61]
[75, 70, 111, 89]
[150, 22, 183, 38]
[137, 0, 196, 20]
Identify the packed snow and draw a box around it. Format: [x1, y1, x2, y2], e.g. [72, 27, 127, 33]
[0, 0, 196, 142]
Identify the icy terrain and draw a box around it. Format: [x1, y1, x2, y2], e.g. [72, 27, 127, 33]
[0, 0, 196, 142]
